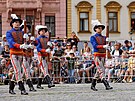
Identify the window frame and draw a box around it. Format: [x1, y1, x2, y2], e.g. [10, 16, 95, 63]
[108, 12, 118, 33]
[45, 16, 55, 37]
[130, 12, 135, 32]
[79, 12, 89, 32]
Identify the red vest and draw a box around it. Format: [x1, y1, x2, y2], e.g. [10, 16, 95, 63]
[39, 37, 49, 56]
[95, 36, 106, 53]
[10, 31, 23, 55]
[12, 31, 23, 44]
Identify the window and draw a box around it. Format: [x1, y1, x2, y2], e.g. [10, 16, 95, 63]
[26, 15, 34, 25]
[79, 12, 89, 32]
[0, 15, 2, 37]
[108, 12, 118, 32]
[45, 16, 55, 37]
[26, 15, 34, 32]
[131, 12, 135, 31]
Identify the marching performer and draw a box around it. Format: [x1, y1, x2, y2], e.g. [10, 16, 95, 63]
[90, 20, 113, 91]
[20, 22, 36, 92]
[6, 14, 28, 95]
[36, 25, 55, 89]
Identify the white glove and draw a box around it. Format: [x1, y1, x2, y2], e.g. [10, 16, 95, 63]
[20, 44, 28, 50]
[23, 34, 29, 41]
[20, 44, 24, 49]
[103, 44, 109, 49]
[28, 44, 34, 49]
[47, 41, 52, 47]
[30, 36, 35, 41]
[46, 48, 51, 53]
[106, 37, 109, 41]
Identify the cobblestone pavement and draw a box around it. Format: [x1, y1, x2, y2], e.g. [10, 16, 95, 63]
[0, 83, 135, 101]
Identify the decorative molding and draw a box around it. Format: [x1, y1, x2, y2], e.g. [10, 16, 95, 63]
[105, 1, 122, 11]
[127, 2, 135, 12]
[76, 1, 93, 11]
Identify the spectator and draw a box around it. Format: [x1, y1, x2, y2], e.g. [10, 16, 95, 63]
[52, 43, 64, 84]
[1, 35, 9, 48]
[62, 37, 67, 51]
[82, 47, 95, 83]
[72, 45, 79, 57]
[121, 40, 129, 53]
[80, 41, 89, 56]
[122, 50, 135, 83]
[64, 43, 72, 56]
[117, 52, 128, 81]
[128, 41, 133, 50]
[0, 42, 3, 55]
[111, 43, 123, 57]
[52, 39, 58, 53]
[1, 45, 10, 58]
[67, 31, 80, 47]
[66, 50, 76, 83]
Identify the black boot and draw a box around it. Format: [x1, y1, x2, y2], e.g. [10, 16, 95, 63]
[37, 78, 44, 89]
[9, 81, 16, 94]
[18, 81, 28, 95]
[102, 78, 113, 90]
[91, 79, 98, 91]
[27, 79, 37, 92]
[44, 75, 55, 88]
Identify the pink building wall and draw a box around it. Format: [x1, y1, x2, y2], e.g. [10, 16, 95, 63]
[0, 0, 66, 38]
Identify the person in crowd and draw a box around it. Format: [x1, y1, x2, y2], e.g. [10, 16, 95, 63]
[80, 41, 89, 56]
[116, 52, 128, 82]
[51, 43, 64, 84]
[64, 43, 72, 56]
[72, 45, 79, 57]
[111, 42, 123, 57]
[1, 45, 10, 58]
[1, 35, 9, 49]
[121, 40, 129, 53]
[62, 37, 68, 51]
[0, 42, 3, 54]
[66, 50, 76, 83]
[122, 50, 135, 83]
[128, 41, 133, 51]
[82, 47, 95, 83]
[67, 31, 80, 47]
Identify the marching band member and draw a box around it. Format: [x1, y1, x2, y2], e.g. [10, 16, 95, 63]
[36, 25, 55, 89]
[6, 14, 28, 95]
[20, 22, 36, 92]
[90, 20, 113, 91]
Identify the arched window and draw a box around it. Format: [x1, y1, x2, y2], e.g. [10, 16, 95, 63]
[128, 2, 135, 32]
[105, 1, 121, 33]
[76, 1, 93, 33]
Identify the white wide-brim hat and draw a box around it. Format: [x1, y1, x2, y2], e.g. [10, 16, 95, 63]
[35, 25, 47, 31]
[91, 20, 105, 32]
